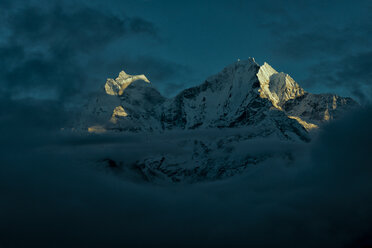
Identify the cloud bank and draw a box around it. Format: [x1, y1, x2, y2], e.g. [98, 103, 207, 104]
[1, 96, 372, 247]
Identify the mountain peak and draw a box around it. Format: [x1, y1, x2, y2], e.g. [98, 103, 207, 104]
[257, 62, 305, 109]
[227, 57, 259, 69]
[210, 60, 305, 110]
[104, 71, 150, 96]
[257, 62, 278, 82]
[118, 70, 128, 77]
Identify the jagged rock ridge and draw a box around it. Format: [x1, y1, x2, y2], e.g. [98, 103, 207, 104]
[79, 58, 357, 183]
[82, 58, 356, 135]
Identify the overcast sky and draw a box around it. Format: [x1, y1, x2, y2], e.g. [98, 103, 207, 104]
[1, 1, 372, 247]
[0, 0, 371, 102]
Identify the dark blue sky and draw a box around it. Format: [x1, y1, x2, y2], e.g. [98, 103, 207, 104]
[1, 2, 372, 247]
[1, 0, 371, 102]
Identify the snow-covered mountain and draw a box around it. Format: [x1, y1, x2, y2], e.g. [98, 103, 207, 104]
[78, 58, 357, 183]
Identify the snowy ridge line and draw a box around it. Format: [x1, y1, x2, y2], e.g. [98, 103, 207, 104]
[79, 58, 356, 139]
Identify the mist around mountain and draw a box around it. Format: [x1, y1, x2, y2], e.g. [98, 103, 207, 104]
[1, 59, 371, 248]
[75, 58, 357, 183]
[1, 100, 372, 247]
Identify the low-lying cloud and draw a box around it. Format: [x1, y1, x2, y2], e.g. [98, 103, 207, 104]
[1, 96, 372, 247]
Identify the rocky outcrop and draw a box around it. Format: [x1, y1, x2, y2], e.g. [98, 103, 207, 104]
[104, 71, 150, 96]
